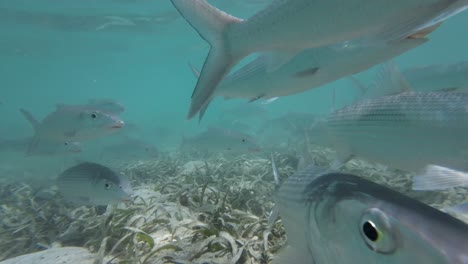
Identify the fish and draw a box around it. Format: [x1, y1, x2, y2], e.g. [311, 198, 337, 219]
[170, 0, 468, 119]
[56, 162, 133, 206]
[99, 136, 159, 160]
[181, 126, 260, 153]
[273, 164, 468, 263]
[190, 38, 427, 120]
[0, 137, 82, 156]
[20, 105, 124, 154]
[402, 60, 468, 92]
[309, 63, 468, 189]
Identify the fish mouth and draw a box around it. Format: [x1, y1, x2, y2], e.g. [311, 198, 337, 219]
[110, 123, 124, 129]
[121, 196, 133, 203]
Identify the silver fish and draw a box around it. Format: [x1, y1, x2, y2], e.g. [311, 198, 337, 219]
[192, 38, 427, 120]
[403, 60, 468, 92]
[170, 0, 468, 119]
[274, 165, 468, 263]
[57, 162, 133, 206]
[20, 105, 124, 154]
[308, 63, 468, 190]
[181, 126, 260, 153]
[0, 137, 81, 156]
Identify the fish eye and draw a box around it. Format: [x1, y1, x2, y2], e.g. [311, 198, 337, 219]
[91, 112, 98, 119]
[359, 208, 397, 254]
[362, 221, 378, 241]
[241, 139, 246, 143]
[64, 142, 69, 146]
[104, 182, 112, 190]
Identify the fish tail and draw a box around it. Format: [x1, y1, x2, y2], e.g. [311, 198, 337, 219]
[188, 61, 200, 78]
[19, 108, 40, 131]
[412, 165, 468, 191]
[198, 98, 212, 123]
[170, 0, 244, 119]
[187, 61, 216, 122]
[25, 136, 40, 156]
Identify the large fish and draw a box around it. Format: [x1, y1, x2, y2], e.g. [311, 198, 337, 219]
[20, 105, 124, 154]
[307, 63, 468, 191]
[57, 162, 133, 206]
[170, 0, 468, 119]
[181, 126, 260, 153]
[273, 164, 468, 263]
[191, 38, 427, 120]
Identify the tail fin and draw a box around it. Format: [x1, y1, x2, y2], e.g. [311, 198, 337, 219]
[19, 108, 40, 131]
[412, 165, 468, 190]
[188, 62, 201, 78]
[198, 98, 212, 123]
[170, 0, 243, 120]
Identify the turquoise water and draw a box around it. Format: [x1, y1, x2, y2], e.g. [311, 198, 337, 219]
[1, 1, 468, 263]
[2, 1, 467, 138]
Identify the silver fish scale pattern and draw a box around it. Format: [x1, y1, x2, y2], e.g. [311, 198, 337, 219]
[327, 92, 468, 128]
[276, 165, 329, 204]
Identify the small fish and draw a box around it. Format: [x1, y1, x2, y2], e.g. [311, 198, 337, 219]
[402, 60, 468, 93]
[56, 162, 133, 206]
[0, 137, 81, 156]
[181, 126, 260, 153]
[309, 63, 468, 189]
[191, 38, 427, 120]
[273, 164, 468, 263]
[20, 105, 124, 154]
[170, 0, 468, 119]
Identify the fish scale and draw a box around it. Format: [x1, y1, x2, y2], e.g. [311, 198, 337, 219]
[329, 92, 468, 125]
[310, 91, 468, 173]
